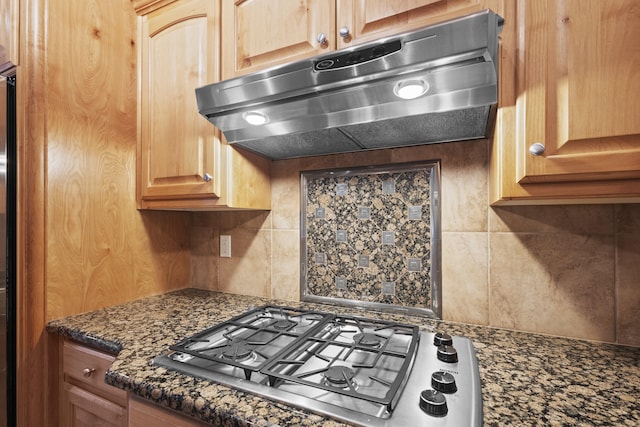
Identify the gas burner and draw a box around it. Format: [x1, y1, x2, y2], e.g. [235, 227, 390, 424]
[353, 332, 382, 348]
[323, 366, 357, 389]
[220, 341, 254, 361]
[272, 319, 297, 331]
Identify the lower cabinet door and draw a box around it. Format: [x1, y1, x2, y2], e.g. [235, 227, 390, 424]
[129, 396, 209, 426]
[64, 383, 127, 427]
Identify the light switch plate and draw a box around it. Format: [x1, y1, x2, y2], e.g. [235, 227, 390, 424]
[220, 235, 231, 258]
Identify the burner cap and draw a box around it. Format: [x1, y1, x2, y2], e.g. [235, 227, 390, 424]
[272, 319, 297, 330]
[323, 366, 355, 387]
[221, 342, 253, 360]
[353, 332, 382, 347]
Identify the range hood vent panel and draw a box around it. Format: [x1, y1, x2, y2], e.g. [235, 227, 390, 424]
[196, 10, 503, 160]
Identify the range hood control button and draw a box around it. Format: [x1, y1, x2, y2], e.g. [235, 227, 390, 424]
[434, 332, 453, 346]
[437, 345, 459, 363]
[431, 371, 457, 394]
[419, 389, 448, 416]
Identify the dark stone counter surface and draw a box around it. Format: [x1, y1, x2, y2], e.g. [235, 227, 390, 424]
[46, 289, 640, 426]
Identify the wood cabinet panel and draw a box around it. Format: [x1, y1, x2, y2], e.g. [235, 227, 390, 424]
[61, 341, 128, 427]
[63, 341, 127, 406]
[137, 0, 271, 210]
[336, 0, 483, 48]
[490, 0, 640, 204]
[65, 384, 127, 427]
[129, 396, 209, 426]
[138, 0, 222, 201]
[221, 0, 335, 79]
[517, 0, 640, 184]
[0, 0, 19, 71]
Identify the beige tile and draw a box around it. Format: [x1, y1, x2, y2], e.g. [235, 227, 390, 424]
[490, 205, 615, 234]
[271, 162, 302, 231]
[440, 140, 489, 233]
[442, 232, 489, 325]
[216, 210, 271, 230]
[392, 140, 489, 232]
[271, 230, 301, 302]
[190, 211, 220, 227]
[616, 234, 640, 346]
[190, 226, 218, 290]
[489, 233, 615, 341]
[217, 228, 272, 298]
[615, 204, 640, 233]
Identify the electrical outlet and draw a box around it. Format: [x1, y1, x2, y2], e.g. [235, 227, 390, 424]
[220, 235, 231, 258]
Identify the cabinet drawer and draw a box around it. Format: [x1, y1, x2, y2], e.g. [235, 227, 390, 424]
[63, 340, 127, 405]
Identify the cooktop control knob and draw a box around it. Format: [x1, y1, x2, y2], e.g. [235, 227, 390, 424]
[433, 332, 453, 346]
[437, 345, 459, 363]
[419, 389, 448, 416]
[431, 371, 457, 393]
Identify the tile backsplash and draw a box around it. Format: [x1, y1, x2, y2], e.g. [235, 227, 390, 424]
[301, 162, 440, 317]
[190, 139, 640, 347]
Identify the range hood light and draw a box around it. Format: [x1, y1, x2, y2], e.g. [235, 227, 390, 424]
[394, 79, 429, 100]
[242, 111, 269, 125]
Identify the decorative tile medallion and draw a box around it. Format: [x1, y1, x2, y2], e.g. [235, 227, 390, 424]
[301, 161, 441, 318]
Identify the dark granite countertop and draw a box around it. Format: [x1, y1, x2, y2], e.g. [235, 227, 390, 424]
[46, 289, 640, 426]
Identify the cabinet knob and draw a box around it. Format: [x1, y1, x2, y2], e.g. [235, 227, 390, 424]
[203, 173, 212, 182]
[82, 368, 96, 377]
[529, 142, 546, 156]
[317, 33, 328, 48]
[339, 26, 351, 41]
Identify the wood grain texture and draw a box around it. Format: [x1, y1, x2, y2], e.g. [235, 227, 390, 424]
[17, 1, 191, 424]
[44, 0, 191, 321]
[221, 0, 335, 78]
[490, 0, 640, 204]
[336, 0, 483, 48]
[0, 0, 19, 71]
[137, 0, 271, 210]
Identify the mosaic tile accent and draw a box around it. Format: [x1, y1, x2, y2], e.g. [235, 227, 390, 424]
[301, 161, 441, 317]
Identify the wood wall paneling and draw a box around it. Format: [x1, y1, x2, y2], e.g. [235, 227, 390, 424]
[18, 0, 192, 425]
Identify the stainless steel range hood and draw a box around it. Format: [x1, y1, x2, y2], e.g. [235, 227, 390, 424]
[196, 10, 503, 160]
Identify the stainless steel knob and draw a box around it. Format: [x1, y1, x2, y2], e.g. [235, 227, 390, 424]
[529, 142, 546, 156]
[82, 368, 95, 377]
[203, 173, 212, 182]
[339, 26, 351, 40]
[317, 32, 328, 47]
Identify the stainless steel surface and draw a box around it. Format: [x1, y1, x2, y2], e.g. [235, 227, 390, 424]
[0, 69, 16, 427]
[339, 26, 351, 39]
[317, 32, 328, 47]
[196, 10, 503, 159]
[529, 142, 546, 156]
[154, 306, 482, 427]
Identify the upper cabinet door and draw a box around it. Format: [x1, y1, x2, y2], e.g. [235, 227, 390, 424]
[0, 0, 19, 71]
[517, 0, 640, 184]
[138, 0, 222, 203]
[336, 0, 484, 48]
[221, 0, 335, 79]
[490, 0, 640, 204]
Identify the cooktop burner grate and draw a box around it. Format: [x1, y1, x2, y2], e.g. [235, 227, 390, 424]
[154, 305, 483, 427]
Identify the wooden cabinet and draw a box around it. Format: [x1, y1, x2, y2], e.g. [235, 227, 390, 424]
[221, 0, 334, 79]
[0, 0, 19, 71]
[129, 396, 209, 427]
[61, 340, 128, 426]
[135, 0, 270, 210]
[490, 0, 640, 204]
[222, 0, 487, 79]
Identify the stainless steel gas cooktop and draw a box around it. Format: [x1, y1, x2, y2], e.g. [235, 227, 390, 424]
[153, 306, 483, 426]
